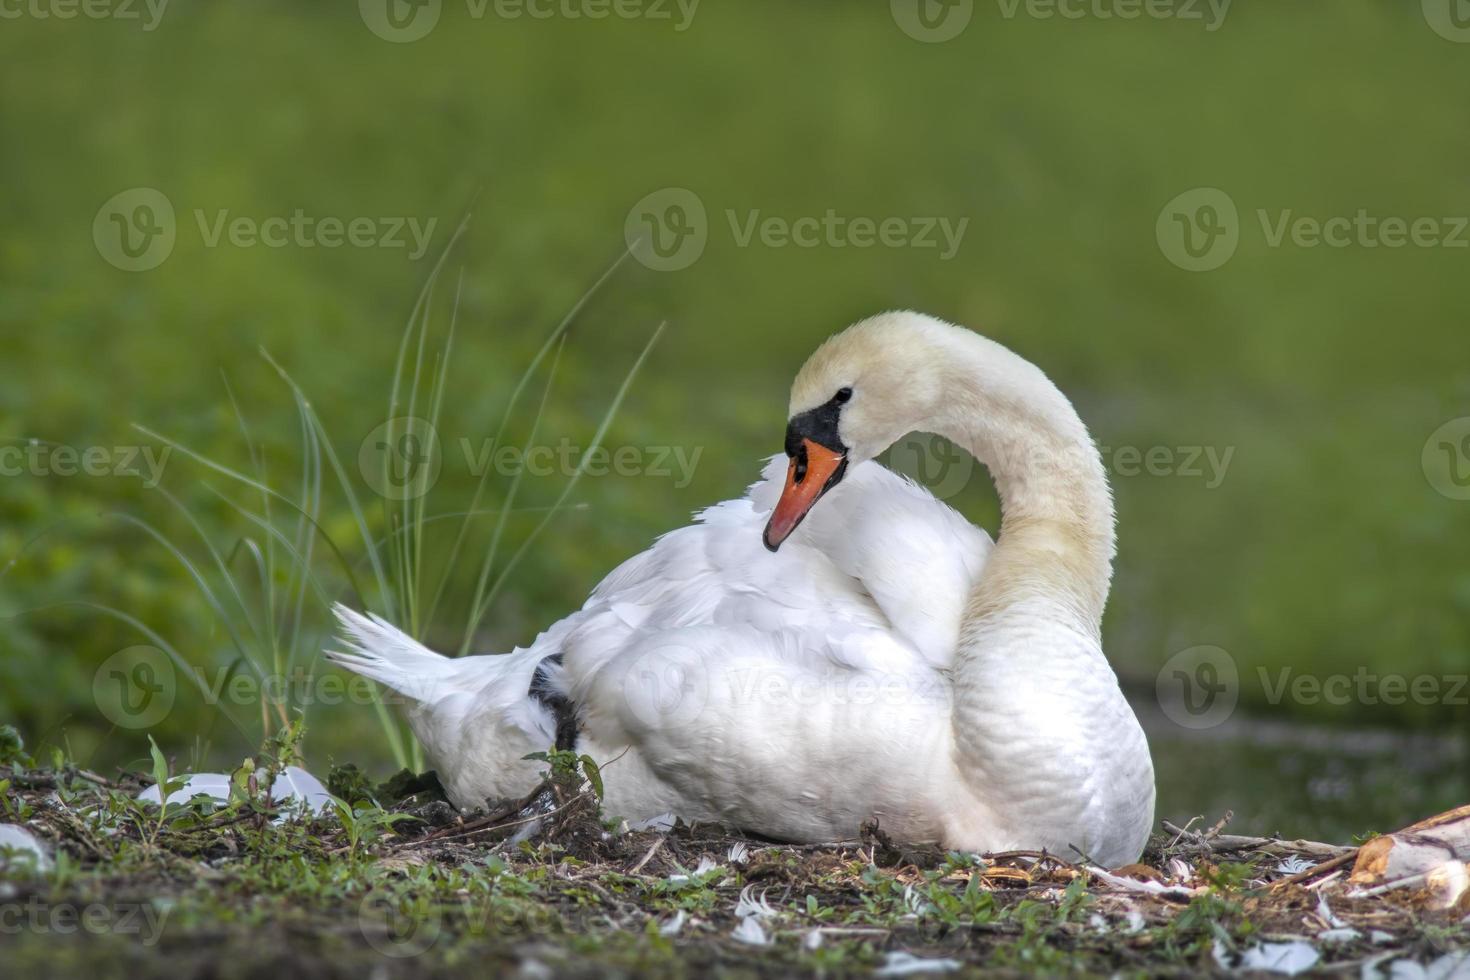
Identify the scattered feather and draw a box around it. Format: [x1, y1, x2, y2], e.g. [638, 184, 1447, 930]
[902, 884, 930, 917]
[727, 841, 749, 865]
[668, 856, 720, 883]
[1215, 940, 1320, 975]
[658, 910, 687, 937]
[875, 951, 964, 976]
[735, 884, 777, 920]
[136, 766, 330, 819]
[1278, 855, 1315, 875]
[1089, 866, 1205, 899]
[0, 824, 51, 873]
[730, 916, 770, 946]
[1318, 891, 1350, 929]
[1364, 951, 1470, 980]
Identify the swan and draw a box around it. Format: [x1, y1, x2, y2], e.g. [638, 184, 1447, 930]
[328, 310, 1156, 866]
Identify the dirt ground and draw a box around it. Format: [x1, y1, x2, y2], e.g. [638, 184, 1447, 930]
[1, 754, 1467, 978]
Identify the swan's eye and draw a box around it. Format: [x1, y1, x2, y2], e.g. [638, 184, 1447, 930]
[833, 387, 853, 404]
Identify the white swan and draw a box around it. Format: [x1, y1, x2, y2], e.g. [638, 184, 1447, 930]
[328, 311, 1156, 865]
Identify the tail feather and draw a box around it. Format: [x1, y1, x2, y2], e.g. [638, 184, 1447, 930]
[326, 603, 573, 808]
[326, 603, 462, 704]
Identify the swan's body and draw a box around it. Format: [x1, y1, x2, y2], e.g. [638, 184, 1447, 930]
[330, 312, 1156, 865]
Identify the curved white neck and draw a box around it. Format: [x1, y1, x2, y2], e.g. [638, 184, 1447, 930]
[923, 329, 1115, 636]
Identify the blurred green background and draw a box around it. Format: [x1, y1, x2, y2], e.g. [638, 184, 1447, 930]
[2, 0, 1467, 840]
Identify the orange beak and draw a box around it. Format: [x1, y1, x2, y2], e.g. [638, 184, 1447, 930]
[763, 438, 848, 552]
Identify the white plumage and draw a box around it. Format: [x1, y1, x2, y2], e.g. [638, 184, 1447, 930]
[328, 311, 1156, 866]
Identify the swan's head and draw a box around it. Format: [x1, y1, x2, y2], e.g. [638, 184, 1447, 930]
[763, 312, 952, 551]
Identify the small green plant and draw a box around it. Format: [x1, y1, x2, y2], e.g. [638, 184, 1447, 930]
[144, 734, 188, 845]
[524, 748, 604, 801]
[329, 796, 417, 859]
[1200, 858, 1261, 894]
[0, 724, 27, 767]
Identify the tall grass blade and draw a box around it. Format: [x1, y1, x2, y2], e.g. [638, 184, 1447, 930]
[427, 243, 636, 634]
[461, 321, 666, 647]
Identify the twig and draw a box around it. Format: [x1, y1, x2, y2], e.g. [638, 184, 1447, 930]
[1166, 816, 1202, 849]
[628, 836, 665, 875]
[1272, 849, 1360, 889]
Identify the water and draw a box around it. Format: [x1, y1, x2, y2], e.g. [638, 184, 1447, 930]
[1143, 705, 1468, 844]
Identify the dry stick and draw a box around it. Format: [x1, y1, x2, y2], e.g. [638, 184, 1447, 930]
[1273, 848, 1361, 889]
[1272, 803, 1470, 890]
[1160, 820, 1353, 860]
[985, 849, 1084, 870]
[628, 837, 666, 875]
[406, 799, 582, 849]
[390, 779, 556, 848]
[751, 840, 863, 854]
[1166, 815, 1203, 849]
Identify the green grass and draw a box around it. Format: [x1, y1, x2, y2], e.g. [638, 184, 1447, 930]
[2, 731, 1465, 978]
[1, 1, 1468, 810]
